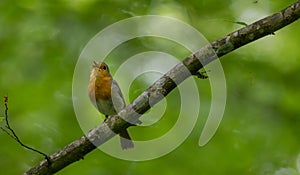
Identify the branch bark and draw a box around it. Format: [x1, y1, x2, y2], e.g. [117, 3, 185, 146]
[24, 1, 300, 174]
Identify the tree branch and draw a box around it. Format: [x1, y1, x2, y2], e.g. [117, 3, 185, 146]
[24, 1, 300, 174]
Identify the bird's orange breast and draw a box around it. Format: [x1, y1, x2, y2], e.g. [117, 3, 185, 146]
[88, 76, 112, 102]
[94, 76, 112, 100]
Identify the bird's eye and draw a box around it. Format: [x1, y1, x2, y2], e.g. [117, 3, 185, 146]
[102, 65, 107, 70]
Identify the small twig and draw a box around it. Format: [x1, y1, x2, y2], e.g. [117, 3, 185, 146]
[0, 127, 17, 140]
[1, 96, 51, 164]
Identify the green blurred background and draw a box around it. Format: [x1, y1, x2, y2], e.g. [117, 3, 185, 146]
[1, 0, 300, 174]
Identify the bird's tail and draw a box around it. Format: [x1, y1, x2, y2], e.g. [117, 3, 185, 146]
[119, 129, 134, 150]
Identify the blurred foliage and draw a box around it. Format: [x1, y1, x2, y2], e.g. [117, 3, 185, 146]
[0, 0, 300, 174]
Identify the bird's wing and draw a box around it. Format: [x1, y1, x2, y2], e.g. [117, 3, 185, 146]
[111, 79, 126, 112]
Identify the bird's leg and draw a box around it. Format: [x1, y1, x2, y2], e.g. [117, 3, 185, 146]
[104, 115, 108, 122]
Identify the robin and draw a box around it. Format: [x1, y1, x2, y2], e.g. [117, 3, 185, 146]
[88, 61, 134, 150]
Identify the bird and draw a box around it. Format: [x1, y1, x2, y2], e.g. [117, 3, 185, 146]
[88, 61, 134, 150]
